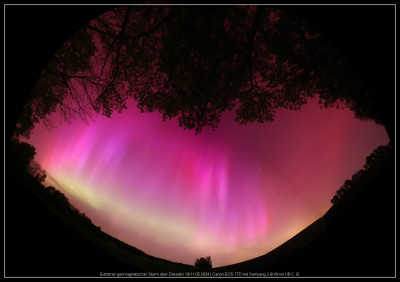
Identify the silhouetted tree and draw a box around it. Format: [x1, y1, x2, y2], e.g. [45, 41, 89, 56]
[16, 5, 382, 138]
[51, 189, 71, 211]
[336, 189, 344, 198]
[26, 160, 47, 183]
[6, 138, 36, 175]
[351, 169, 365, 183]
[363, 144, 393, 171]
[331, 143, 393, 205]
[194, 256, 212, 269]
[342, 180, 352, 191]
[48, 186, 56, 193]
[331, 195, 339, 205]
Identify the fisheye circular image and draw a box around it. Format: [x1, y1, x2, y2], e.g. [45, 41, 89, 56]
[6, 4, 395, 278]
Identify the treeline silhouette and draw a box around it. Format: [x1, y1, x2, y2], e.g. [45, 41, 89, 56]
[6, 138, 156, 275]
[210, 143, 394, 276]
[14, 5, 384, 139]
[6, 137, 199, 275]
[6, 138, 142, 245]
[261, 146, 394, 276]
[6, 137, 102, 233]
[327, 143, 393, 220]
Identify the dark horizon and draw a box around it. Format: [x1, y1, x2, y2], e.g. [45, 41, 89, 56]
[5, 145, 395, 276]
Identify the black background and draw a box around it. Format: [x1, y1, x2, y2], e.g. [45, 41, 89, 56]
[4, 3, 396, 277]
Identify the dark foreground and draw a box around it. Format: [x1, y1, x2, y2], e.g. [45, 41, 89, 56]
[214, 153, 395, 277]
[5, 154, 395, 277]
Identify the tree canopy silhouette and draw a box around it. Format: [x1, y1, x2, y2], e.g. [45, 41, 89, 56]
[16, 5, 383, 138]
[6, 137, 48, 184]
[194, 256, 212, 269]
[330, 143, 393, 205]
[6, 138, 37, 175]
[26, 160, 47, 183]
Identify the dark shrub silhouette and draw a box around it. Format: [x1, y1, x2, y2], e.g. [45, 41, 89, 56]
[194, 256, 212, 269]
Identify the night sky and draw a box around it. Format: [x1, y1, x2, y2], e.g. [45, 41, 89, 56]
[26, 96, 389, 267]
